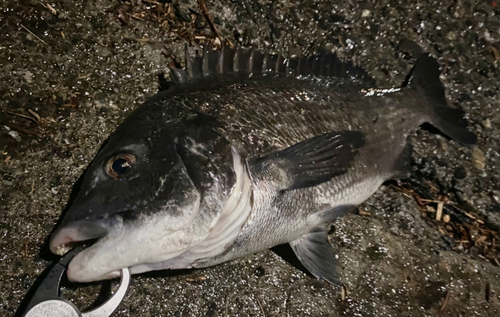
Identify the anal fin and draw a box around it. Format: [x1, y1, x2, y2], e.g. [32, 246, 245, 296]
[390, 141, 413, 180]
[319, 204, 357, 223]
[289, 227, 341, 285]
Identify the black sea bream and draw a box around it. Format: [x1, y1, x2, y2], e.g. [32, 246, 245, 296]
[49, 46, 476, 283]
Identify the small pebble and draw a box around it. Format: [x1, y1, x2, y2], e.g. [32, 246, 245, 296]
[438, 137, 450, 151]
[482, 118, 491, 129]
[389, 8, 399, 17]
[446, 31, 457, 41]
[362, 10, 371, 18]
[443, 214, 450, 223]
[23, 70, 33, 83]
[8, 130, 22, 142]
[472, 147, 486, 170]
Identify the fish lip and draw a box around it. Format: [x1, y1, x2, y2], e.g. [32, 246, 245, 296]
[66, 244, 121, 282]
[50, 217, 129, 282]
[49, 219, 109, 256]
[50, 220, 122, 282]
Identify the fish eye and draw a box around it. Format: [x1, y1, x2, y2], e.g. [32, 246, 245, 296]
[105, 153, 136, 179]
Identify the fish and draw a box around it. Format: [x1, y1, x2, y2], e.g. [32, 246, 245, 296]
[48, 45, 477, 283]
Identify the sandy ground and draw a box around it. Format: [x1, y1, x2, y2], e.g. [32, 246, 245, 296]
[1, 0, 500, 316]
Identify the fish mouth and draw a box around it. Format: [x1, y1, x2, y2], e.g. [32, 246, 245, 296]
[49, 206, 202, 282]
[49, 220, 109, 256]
[49, 219, 122, 282]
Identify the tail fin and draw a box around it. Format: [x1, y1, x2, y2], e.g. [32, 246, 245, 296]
[405, 54, 477, 145]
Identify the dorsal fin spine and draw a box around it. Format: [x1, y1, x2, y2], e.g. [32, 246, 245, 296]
[233, 47, 239, 73]
[247, 48, 255, 74]
[168, 45, 375, 86]
[262, 52, 269, 75]
[216, 42, 224, 74]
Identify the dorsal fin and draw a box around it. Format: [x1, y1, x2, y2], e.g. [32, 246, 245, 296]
[168, 44, 374, 86]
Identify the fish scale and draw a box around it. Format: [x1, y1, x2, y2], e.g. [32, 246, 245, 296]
[168, 78, 421, 155]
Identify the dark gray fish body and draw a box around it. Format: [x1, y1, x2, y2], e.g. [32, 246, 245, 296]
[49, 48, 476, 283]
[146, 78, 422, 265]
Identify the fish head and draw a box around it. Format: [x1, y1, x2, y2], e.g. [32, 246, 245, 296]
[49, 108, 235, 282]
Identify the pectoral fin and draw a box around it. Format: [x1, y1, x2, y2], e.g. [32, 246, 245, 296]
[249, 131, 365, 191]
[289, 227, 340, 285]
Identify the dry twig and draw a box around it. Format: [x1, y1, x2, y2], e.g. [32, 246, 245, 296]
[437, 290, 450, 316]
[4, 122, 36, 135]
[358, 209, 371, 216]
[20, 24, 48, 45]
[391, 181, 500, 267]
[7, 111, 38, 123]
[255, 294, 265, 317]
[39, 2, 57, 14]
[27, 109, 41, 122]
[491, 46, 500, 61]
[341, 284, 346, 301]
[197, 0, 233, 47]
[185, 275, 207, 282]
[436, 201, 443, 221]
